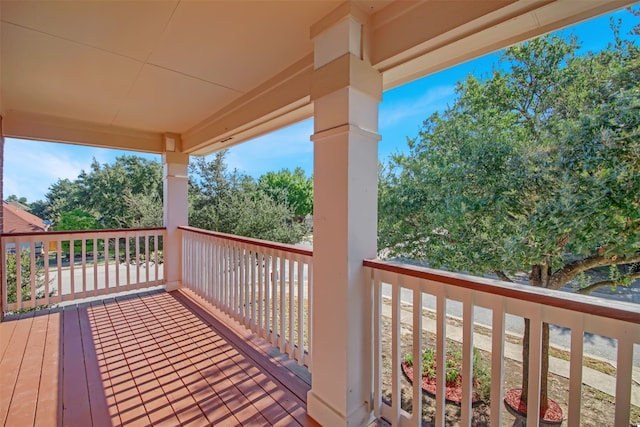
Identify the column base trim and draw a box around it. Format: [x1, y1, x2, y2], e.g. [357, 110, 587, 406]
[163, 281, 183, 292]
[311, 123, 381, 143]
[307, 390, 374, 427]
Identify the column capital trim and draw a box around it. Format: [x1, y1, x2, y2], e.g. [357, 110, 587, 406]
[311, 54, 382, 102]
[310, 2, 369, 40]
[162, 151, 189, 166]
[311, 124, 380, 143]
[163, 132, 182, 153]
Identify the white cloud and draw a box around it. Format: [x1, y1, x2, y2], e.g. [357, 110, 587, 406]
[2, 138, 159, 202]
[213, 85, 455, 178]
[3, 176, 22, 200]
[380, 85, 455, 128]
[222, 119, 314, 177]
[3, 139, 95, 201]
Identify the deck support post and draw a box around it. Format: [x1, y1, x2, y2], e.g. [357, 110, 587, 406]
[307, 6, 381, 426]
[162, 143, 188, 290]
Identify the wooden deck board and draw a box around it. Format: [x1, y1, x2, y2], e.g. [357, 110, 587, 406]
[0, 312, 34, 426]
[0, 288, 319, 427]
[0, 316, 18, 362]
[33, 310, 62, 427]
[4, 313, 48, 427]
[61, 306, 92, 426]
[78, 305, 113, 427]
[138, 293, 247, 427]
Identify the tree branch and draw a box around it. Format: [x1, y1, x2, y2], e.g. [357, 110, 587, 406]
[494, 270, 514, 282]
[549, 253, 640, 290]
[576, 272, 640, 295]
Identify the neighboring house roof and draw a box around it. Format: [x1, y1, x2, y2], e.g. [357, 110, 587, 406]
[2, 201, 48, 233]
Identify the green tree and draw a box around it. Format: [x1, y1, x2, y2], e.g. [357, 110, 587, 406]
[379, 30, 639, 413]
[189, 151, 309, 243]
[40, 156, 162, 228]
[76, 156, 163, 228]
[55, 209, 102, 231]
[55, 209, 103, 254]
[40, 178, 82, 225]
[29, 199, 49, 220]
[189, 151, 236, 232]
[5, 251, 46, 304]
[221, 180, 308, 243]
[5, 194, 29, 207]
[258, 167, 313, 220]
[121, 191, 163, 229]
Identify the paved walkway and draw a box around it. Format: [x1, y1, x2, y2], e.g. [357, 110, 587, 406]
[381, 299, 640, 407]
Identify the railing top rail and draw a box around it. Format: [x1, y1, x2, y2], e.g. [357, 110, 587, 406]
[1, 227, 167, 238]
[364, 258, 640, 324]
[179, 226, 313, 257]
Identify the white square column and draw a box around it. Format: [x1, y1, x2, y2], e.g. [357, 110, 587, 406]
[162, 147, 188, 290]
[307, 8, 382, 427]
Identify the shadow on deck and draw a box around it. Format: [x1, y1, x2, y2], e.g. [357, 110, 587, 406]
[0, 288, 320, 427]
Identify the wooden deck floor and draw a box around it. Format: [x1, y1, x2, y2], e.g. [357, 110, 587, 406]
[0, 289, 320, 427]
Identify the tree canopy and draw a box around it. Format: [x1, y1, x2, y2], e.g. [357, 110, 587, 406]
[380, 32, 640, 292]
[37, 155, 163, 229]
[258, 167, 313, 220]
[30, 151, 312, 244]
[189, 151, 310, 243]
[5, 194, 29, 206]
[55, 208, 102, 231]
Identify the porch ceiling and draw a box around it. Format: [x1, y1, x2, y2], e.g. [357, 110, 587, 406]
[0, 0, 633, 155]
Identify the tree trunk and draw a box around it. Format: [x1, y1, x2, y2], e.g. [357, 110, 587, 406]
[541, 322, 549, 413]
[521, 264, 550, 415]
[522, 318, 530, 403]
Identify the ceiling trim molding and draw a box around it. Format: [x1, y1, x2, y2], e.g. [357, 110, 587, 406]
[189, 101, 314, 157]
[376, 0, 634, 89]
[2, 110, 164, 153]
[182, 54, 314, 154]
[371, 0, 538, 71]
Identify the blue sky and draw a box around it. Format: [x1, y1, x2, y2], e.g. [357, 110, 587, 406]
[4, 8, 637, 202]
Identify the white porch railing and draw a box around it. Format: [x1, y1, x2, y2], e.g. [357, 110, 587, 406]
[180, 226, 313, 371]
[1, 228, 166, 313]
[364, 259, 640, 427]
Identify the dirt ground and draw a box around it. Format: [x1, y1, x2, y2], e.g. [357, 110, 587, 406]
[379, 316, 639, 426]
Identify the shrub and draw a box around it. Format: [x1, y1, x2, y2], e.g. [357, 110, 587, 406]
[405, 345, 491, 402]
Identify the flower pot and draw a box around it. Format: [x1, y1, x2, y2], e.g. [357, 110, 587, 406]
[503, 389, 563, 427]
